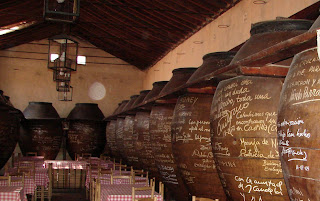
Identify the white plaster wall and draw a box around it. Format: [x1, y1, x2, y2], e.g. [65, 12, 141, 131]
[0, 39, 145, 117]
[143, 0, 318, 88]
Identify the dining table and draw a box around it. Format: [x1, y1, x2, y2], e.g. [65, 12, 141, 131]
[14, 156, 45, 169]
[44, 160, 87, 189]
[0, 175, 36, 198]
[99, 184, 163, 201]
[0, 186, 26, 201]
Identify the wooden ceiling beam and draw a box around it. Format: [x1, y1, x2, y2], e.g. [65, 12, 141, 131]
[80, 6, 168, 52]
[82, 0, 217, 15]
[128, 0, 196, 31]
[83, 2, 177, 46]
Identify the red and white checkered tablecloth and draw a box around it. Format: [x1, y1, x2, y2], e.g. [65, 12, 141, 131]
[0, 186, 26, 201]
[34, 169, 49, 187]
[78, 157, 113, 169]
[44, 160, 88, 169]
[100, 184, 162, 201]
[0, 176, 36, 198]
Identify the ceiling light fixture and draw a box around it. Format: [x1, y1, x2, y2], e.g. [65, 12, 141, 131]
[48, 34, 78, 101]
[44, 0, 80, 23]
[253, 0, 267, 5]
[218, 25, 230, 28]
[193, 41, 203, 44]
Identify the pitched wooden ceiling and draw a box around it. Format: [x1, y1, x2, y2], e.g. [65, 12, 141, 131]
[0, 0, 240, 70]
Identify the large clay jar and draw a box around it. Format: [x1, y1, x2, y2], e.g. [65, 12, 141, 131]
[123, 90, 151, 167]
[172, 94, 219, 200]
[122, 95, 139, 112]
[20, 102, 63, 160]
[103, 120, 112, 156]
[106, 120, 118, 158]
[149, 104, 190, 201]
[171, 52, 236, 200]
[115, 100, 129, 115]
[67, 103, 106, 159]
[171, 52, 235, 200]
[230, 19, 312, 65]
[277, 47, 320, 200]
[132, 82, 168, 173]
[122, 114, 135, 166]
[132, 90, 151, 107]
[112, 103, 122, 115]
[0, 91, 20, 169]
[211, 76, 289, 200]
[115, 117, 126, 162]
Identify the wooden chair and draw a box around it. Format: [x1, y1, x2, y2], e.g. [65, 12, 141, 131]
[90, 178, 97, 201]
[18, 161, 35, 170]
[121, 166, 134, 176]
[132, 183, 155, 201]
[159, 181, 164, 198]
[26, 152, 37, 156]
[134, 169, 146, 177]
[35, 163, 53, 201]
[192, 196, 219, 201]
[133, 173, 149, 186]
[86, 164, 99, 199]
[98, 169, 113, 184]
[94, 179, 101, 201]
[88, 166, 113, 200]
[133, 170, 148, 184]
[112, 175, 132, 184]
[0, 175, 11, 185]
[9, 173, 25, 186]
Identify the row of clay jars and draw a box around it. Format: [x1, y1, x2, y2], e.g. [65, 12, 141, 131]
[106, 18, 314, 201]
[20, 102, 105, 160]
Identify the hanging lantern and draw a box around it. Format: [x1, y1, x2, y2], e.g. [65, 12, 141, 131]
[48, 34, 78, 72]
[44, 0, 80, 23]
[57, 82, 73, 101]
[53, 68, 71, 82]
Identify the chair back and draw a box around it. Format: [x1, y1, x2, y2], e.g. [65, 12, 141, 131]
[132, 182, 155, 201]
[159, 181, 164, 198]
[10, 173, 25, 186]
[94, 179, 101, 201]
[112, 175, 132, 184]
[0, 175, 11, 185]
[98, 169, 113, 184]
[91, 178, 98, 201]
[192, 196, 219, 201]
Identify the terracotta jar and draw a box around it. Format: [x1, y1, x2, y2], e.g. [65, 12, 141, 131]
[67, 103, 106, 159]
[20, 102, 63, 160]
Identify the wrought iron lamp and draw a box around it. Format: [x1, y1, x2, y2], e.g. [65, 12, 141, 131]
[57, 81, 73, 101]
[48, 34, 78, 71]
[48, 34, 78, 101]
[44, 0, 80, 23]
